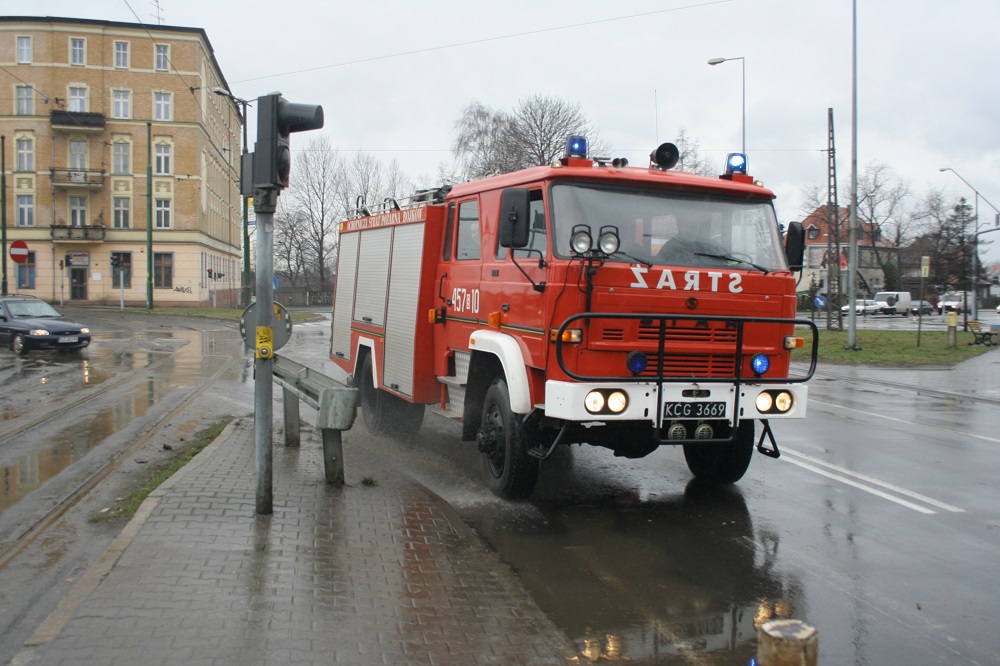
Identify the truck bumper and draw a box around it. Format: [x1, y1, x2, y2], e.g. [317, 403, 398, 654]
[543, 379, 808, 423]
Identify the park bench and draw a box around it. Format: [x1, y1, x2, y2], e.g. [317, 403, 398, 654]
[968, 321, 993, 346]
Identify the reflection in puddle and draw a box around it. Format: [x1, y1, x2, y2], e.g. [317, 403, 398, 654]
[0, 328, 245, 515]
[464, 482, 802, 664]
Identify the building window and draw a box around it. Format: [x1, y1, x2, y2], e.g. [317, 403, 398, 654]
[15, 86, 33, 115]
[17, 195, 34, 226]
[155, 198, 172, 228]
[69, 140, 88, 173]
[69, 86, 87, 112]
[112, 142, 130, 174]
[153, 252, 173, 288]
[70, 196, 88, 226]
[16, 138, 33, 172]
[155, 143, 172, 174]
[112, 89, 131, 118]
[71, 38, 85, 65]
[111, 252, 132, 288]
[113, 197, 131, 228]
[115, 41, 129, 68]
[154, 92, 172, 121]
[18, 252, 36, 289]
[17, 36, 31, 64]
[806, 225, 820, 240]
[155, 44, 169, 71]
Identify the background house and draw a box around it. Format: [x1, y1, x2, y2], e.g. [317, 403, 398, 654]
[0, 16, 243, 307]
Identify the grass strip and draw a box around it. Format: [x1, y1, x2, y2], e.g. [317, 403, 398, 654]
[91, 417, 233, 523]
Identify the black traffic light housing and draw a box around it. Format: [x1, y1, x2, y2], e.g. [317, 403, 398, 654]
[110, 255, 121, 268]
[254, 93, 324, 190]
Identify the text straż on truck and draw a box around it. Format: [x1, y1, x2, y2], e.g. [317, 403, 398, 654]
[329, 136, 819, 499]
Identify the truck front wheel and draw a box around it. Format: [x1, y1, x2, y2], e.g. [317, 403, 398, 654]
[357, 354, 424, 436]
[682, 420, 755, 483]
[477, 377, 539, 500]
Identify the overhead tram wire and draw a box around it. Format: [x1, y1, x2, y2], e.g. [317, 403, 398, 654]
[230, 0, 734, 84]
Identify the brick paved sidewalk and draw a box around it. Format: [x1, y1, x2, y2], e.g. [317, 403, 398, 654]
[16, 418, 575, 665]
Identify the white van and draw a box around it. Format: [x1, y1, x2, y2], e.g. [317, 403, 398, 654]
[874, 291, 912, 316]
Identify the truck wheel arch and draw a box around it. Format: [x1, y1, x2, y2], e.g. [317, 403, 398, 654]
[467, 330, 532, 413]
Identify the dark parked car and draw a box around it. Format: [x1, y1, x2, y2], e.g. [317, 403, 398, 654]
[910, 300, 935, 316]
[0, 296, 91, 355]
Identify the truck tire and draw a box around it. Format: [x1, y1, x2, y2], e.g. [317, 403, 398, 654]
[477, 377, 539, 500]
[357, 354, 424, 436]
[682, 419, 755, 483]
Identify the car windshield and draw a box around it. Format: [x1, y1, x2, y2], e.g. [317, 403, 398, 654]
[549, 183, 787, 271]
[5, 300, 62, 318]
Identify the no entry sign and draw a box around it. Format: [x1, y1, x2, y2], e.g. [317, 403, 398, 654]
[9, 239, 28, 264]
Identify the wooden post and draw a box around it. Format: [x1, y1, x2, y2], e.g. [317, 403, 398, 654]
[757, 619, 817, 666]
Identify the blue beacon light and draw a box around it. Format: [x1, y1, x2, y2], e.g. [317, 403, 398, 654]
[565, 135, 588, 159]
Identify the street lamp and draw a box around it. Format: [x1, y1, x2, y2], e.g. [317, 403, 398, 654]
[214, 87, 252, 308]
[707, 56, 746, 154]
[939, 167, 1000, 322]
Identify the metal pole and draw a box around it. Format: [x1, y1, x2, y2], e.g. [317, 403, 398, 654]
[971, 194, 978, 322]
[1, 135, 7, 296]
[846, 0, 859, 349]
[146, 122, 153, 310]
[254, 189, 278, 515]
[241, 100, 251, 308]
[740, 58, 746, 154]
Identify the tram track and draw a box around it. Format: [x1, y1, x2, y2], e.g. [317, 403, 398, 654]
[813, 367, 1000, 407]
[0, 351, 239, 572]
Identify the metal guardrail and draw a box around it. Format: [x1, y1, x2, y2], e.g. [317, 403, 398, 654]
[272, 354, 358, 484]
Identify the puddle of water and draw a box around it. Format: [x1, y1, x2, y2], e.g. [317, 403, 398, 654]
[0, 328, 248, 515]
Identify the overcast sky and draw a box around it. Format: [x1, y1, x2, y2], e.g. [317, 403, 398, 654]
[11, 0, 1000, 263]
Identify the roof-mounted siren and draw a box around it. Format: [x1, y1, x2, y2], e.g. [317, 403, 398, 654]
[565, 135, 589, 159]
[721, 152, 754, 183]
[650, 142, 680, 171]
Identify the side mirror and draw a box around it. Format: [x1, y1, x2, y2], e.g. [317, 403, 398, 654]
[499, 188, 530, 249]
[784, 221, 805, 271]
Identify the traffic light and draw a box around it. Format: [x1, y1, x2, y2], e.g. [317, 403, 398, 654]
[254, 93, 324, 190]
[111, 255, 120, 268]
[207, 268, 213, 279]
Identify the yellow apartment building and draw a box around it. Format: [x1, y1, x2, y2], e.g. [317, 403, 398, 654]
[0, 16, 244, 307]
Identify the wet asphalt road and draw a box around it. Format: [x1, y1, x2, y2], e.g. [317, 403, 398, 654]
[1, 307, 999, 664]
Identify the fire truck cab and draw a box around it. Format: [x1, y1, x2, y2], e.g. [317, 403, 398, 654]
[330, 139, 817, 499]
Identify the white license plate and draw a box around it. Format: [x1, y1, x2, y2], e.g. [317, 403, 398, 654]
[58, 336, 78, 343]
[663, 401, 726, 419]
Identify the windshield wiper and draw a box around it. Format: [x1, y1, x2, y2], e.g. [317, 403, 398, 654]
[612, 250, 652, 268]
[694, 252, 771, 275]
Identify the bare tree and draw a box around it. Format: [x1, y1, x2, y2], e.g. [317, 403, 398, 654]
[452, 101, 521, 179]
[277, 134, 346, 289]
[453, 95, 606, 180]
[855, 161, 912, 289]
[673, 128, 714, 176]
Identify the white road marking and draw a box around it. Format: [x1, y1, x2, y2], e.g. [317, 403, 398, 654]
[812, 398, 1000, 445]
[781, 447, 965, 514]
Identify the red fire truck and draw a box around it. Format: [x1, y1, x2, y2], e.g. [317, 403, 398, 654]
[330, 138, 818, 499]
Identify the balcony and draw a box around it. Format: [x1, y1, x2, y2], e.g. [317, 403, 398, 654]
[50, 110, 106, 132]
[50, 167, 106, 189]
[50, 225, 106, 242]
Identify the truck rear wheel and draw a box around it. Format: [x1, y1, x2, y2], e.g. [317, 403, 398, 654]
[357, 354, 424, 437]
[682, 420, 755, 483]
[477, 377, 539, 500]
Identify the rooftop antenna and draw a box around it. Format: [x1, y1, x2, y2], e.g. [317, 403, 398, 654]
[150, 0, 164, 25]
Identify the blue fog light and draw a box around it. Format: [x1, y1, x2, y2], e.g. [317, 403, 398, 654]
[751, 353, 770, 376]
[626, 351, 648, 376]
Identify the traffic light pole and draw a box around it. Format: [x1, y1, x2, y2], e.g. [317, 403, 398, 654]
[246, 93, 324, 515]
[253, 188, 278, 515]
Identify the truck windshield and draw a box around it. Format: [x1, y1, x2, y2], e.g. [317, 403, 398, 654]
[550, 183, 787, 272]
